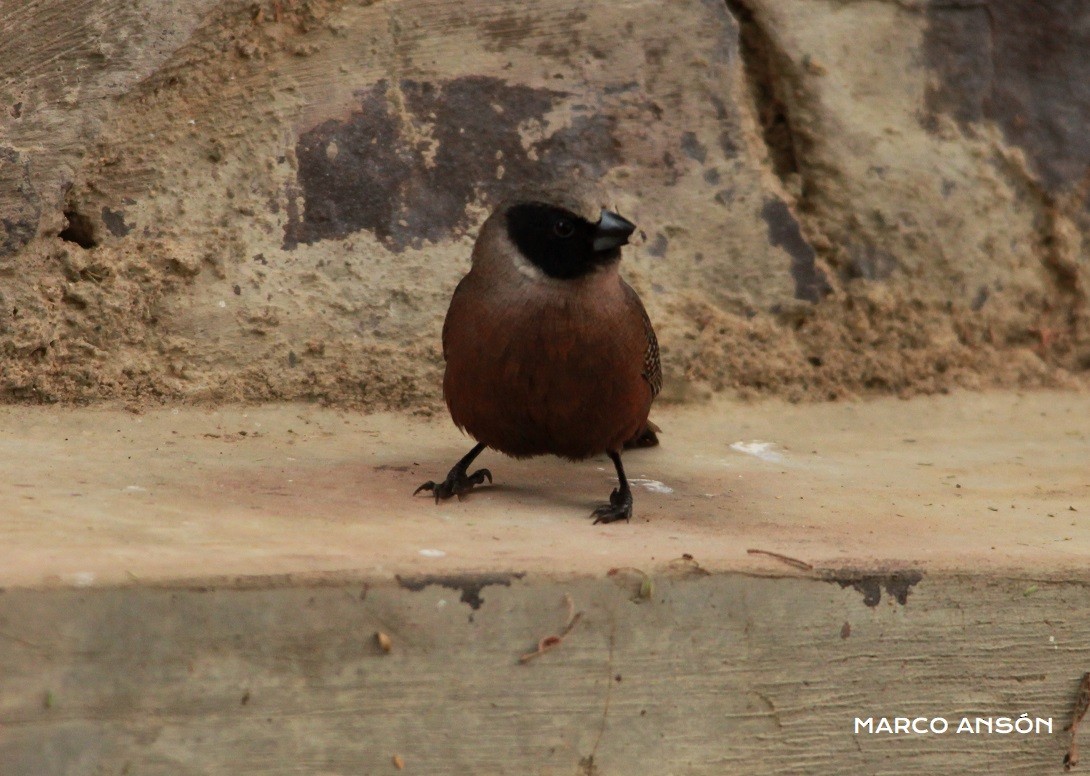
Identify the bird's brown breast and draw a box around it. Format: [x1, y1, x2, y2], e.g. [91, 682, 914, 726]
[442, 269, 655, 460]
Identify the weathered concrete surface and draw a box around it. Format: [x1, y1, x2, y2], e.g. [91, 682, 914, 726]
[3, 576, 1089, 775]
[1, 391, 1089, 772]
[1, 391, 1088, 585]
[2, 0, 1088, 407]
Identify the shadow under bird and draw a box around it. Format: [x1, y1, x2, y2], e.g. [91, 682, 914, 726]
[414, 190, 661, 523]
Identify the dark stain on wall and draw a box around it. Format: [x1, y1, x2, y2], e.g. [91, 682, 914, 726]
[761, 198, 830, 302]
[101, 207, 131, 238]
[284, 76, 623, 252]
[0, 147, 40, 259]
[923, 1, 1090, 194]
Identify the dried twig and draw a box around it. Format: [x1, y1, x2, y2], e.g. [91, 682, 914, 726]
[520, 594, 583, 663]
[1065, 672, 1090, 770]
[583, 620, 616, 773]
[746, 548, 814, 571]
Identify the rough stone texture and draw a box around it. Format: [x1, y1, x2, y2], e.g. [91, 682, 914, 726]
[1, 0, 1089, 407]
[721, 0, 1090, 394]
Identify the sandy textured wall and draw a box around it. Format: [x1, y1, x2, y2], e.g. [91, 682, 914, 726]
[1, 0, 1088, 408]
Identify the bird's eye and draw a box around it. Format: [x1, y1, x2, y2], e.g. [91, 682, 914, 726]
[553, 218, 575, 238]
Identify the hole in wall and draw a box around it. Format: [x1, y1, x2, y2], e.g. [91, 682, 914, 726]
[58, 209, 97, 249]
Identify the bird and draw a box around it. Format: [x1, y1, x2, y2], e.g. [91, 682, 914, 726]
[414, 186, 661, 524]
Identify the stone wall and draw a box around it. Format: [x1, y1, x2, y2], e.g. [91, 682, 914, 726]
[1, 0, 1087, 408]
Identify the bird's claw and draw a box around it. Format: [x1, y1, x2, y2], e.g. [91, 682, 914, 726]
[591, 487, 633, 524]
[413, 468, 493, 503]
[412, 481, 438, 497]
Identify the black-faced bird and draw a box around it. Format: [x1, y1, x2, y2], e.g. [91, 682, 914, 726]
[415, 189, 660, 523]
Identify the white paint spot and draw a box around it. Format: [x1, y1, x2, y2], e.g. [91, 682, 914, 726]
[65, 572, 96, 587]
[730, 441, 786, 463]
[631, 478, 674, 494]
[123, 485, 147, 493]
[419, 548, 446, 558]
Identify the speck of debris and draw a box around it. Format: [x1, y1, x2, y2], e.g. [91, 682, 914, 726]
[840, 621, 851, 639]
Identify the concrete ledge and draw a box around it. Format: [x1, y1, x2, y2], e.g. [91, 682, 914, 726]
[2, 575, 1089, 774]
[1, 391, 1087, 584]
[1, 391, 1089, 772]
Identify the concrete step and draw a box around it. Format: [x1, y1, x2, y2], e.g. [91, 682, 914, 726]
[1, 391, 1088, 774]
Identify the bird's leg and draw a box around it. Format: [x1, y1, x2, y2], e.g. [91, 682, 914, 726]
[591, 450, 634, 524]
[413, 442, 492, 503]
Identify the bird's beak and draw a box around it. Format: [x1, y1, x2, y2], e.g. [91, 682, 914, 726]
[593, 209, 637, 253]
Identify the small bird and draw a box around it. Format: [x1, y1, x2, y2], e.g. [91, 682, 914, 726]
[414, 188, 661, 523]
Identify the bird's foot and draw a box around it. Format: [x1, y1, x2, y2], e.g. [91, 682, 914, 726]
[591, 487, 633, 524]
[413, 467, 493, 503]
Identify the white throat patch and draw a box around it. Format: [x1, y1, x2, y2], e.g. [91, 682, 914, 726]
[511, 249, 547, 281]
[509, 247, 612, 284]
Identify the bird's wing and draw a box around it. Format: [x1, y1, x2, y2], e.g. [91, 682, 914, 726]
[441, 275, 471, 361]
[623, 281, 661, 398]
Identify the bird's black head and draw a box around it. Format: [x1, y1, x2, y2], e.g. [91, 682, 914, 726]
[505, 202, 636, 280]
